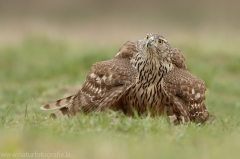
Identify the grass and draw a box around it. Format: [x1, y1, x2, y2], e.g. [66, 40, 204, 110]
[0, 36, 240, 159]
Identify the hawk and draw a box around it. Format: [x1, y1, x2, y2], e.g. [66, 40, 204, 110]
[41, 33, 211, 123]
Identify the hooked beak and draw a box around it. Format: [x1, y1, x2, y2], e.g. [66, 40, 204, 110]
[147, 37, 154, 47]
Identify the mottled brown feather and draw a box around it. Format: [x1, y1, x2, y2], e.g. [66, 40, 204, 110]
[41, 41, 138, 116]
[163, 67, 211, 123]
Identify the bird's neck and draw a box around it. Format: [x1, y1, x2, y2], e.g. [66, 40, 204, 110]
[131, 53, 173, 84]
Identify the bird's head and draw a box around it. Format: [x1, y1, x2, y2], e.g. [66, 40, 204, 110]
[140, 33, 171, 59]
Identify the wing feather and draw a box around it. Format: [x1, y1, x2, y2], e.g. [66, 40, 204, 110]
[68, 42, 138, 113]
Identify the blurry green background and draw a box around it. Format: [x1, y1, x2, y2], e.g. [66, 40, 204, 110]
[0, 0, 240, 159]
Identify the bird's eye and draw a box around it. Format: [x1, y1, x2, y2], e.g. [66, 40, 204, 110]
[146, 36, 149, 40]
[158, 39, 163, 44]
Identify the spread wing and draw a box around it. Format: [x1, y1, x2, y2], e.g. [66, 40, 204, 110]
[41, 41, 137, 116]
[163, 67, 210, 123]
[68, 41, 138, 113]
[163, 68, 206, 102]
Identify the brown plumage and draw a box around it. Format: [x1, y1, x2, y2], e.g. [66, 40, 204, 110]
[41, 41, 138, 117]
[163, 67, 210, 123]
[129, 33, 211, 123]
[170, 48, 187, 70]
[41, 33, 211, 123]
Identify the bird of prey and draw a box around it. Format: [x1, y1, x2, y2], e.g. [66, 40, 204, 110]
[41, 33, 211, 123]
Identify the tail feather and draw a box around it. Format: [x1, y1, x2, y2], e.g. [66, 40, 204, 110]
[50, 107, 69, 118]
[40, 95, 75, 110]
